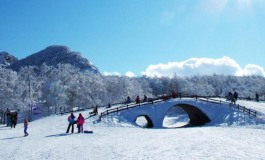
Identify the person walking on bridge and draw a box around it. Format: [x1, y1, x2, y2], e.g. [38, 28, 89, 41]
[135, 96, 140, 105]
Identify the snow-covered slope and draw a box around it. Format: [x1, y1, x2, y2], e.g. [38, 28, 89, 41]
[1, 100, 265, 160]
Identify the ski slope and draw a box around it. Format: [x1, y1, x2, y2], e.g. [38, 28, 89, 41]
[1, 99, 265, 160]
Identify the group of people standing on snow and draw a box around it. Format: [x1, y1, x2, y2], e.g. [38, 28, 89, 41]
[66, 112, 85, 133]
[228, 91, 238, 104]
[4, 108, 29, 136]
[5, 108, 18, 128]
[126, 94, 149, 105]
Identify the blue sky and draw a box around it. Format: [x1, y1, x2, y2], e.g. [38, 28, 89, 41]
[1, 0, 265, 77]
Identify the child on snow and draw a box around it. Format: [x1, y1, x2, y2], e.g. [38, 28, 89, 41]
[24, 119, 29, 136]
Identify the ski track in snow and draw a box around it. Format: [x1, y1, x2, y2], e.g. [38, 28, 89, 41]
[1, 99, 265, 160]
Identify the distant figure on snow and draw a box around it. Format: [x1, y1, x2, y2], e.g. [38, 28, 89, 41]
[5, 108, 11, 127]
[126, 96, 131, 104]
[230, 94, 236, 104]
[24, 119, 29, 137]
[90, 105, 98, 116]
[227, 92, 232, 101]
[11, 111, 18, 129]
[77, 113, 85, 133]
[66, 113, 76, 133]
[234, 91, 238, 101]
[172, 90, 177, 98]
[256, 93, 259, 102]
[107, 103, 111, 108]
[143, 95, 147, 102]
[135, 96, 140, 105]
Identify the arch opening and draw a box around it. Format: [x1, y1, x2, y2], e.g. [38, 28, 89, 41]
[163, 106, 190, 128]
[177, 104, 211, 126]
[135, 115, 153, 128]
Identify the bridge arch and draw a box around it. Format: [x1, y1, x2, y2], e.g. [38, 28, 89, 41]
[175, 104, 211, 126]
[135, 115, 154, 128]
[110, 100, 212, 128]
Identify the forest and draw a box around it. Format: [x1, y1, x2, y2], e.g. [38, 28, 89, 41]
[1, 63, 265, 115]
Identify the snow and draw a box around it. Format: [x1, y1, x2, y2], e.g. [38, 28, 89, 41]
[1, 99, 265, 160]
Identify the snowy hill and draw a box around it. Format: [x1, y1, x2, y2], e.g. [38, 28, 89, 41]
[6, 45, 99, 73]
[0, 51, 18, 67]
[1, 99, 265, 159]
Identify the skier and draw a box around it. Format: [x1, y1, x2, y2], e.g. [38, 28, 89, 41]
[24, 119, 29, 137]
[77, 113, 85, 133]
[66, 113, 76, 133]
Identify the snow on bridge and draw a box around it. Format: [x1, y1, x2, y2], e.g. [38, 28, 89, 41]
[100, 98, 263, 128]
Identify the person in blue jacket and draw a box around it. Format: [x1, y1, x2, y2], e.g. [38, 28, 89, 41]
[66, 113, 76, 133]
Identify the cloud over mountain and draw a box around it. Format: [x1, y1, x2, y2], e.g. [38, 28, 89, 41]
[142, 56, 265, 77]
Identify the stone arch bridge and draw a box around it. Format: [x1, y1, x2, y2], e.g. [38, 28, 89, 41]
[100, 97, 257, 128]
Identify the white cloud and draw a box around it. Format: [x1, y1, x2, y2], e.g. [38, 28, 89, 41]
[125, 71, 136, 77]
[103, 72, 121, 76]
[237, 64, 265, 76]
[103, 71, 136, 77]
[142, 56, 265, 77]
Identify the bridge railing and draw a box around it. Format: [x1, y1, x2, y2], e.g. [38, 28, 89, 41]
[100, 93, 258, 120]
[192, 96, 257, 117]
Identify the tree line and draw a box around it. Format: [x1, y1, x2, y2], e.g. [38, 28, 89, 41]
[1, 63, 264, 114]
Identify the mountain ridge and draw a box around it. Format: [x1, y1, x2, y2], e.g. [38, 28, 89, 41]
[1, 45, 99, 73]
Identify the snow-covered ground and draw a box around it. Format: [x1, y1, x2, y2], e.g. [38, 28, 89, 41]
[1, 99, 265, 160]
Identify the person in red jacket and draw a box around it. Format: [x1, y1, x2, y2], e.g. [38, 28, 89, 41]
[77, 113, 85, 133]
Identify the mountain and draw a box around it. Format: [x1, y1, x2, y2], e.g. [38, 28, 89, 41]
[6, 45, 100, 73]
[0, 51, 18, 67]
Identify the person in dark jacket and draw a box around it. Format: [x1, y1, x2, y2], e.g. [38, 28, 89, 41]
[126, 96, 131, 104]
[11, 111, 18, 128]
[234, 91, 238, 101]
[256, 93, 259, 102]
[66, 113, 76, 133]
[143, 95, 147, 102]
[135, 96, 140, 105]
